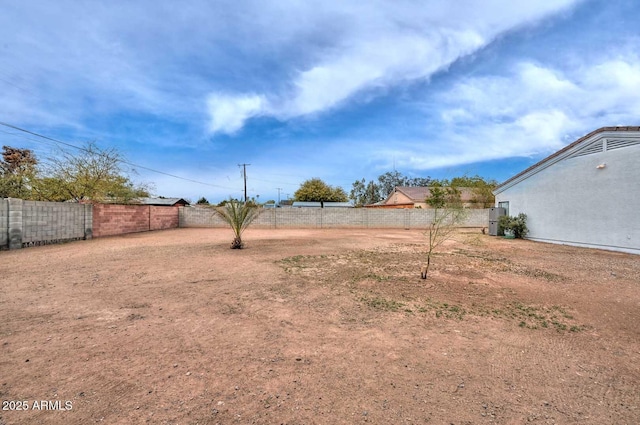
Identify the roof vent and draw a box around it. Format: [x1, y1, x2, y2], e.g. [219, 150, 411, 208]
[606, 138, 640, 151]
[569, 140, 603, 158]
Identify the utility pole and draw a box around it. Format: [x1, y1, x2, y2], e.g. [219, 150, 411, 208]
[276, 187, 283, 205]
[238, 163, 251, 203]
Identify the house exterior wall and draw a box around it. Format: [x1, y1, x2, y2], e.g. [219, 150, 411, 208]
[495, 143, 640, 254]
[385, 191, 414, 206]
[382, 187, 487, 209]
[365, 203, 414, 209]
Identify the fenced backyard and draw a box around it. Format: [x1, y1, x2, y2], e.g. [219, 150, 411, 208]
[1, 198, 489, 249]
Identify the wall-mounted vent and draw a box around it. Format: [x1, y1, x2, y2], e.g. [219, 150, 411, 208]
[569, 140, 603, 158]
[606, 139, 640, 151]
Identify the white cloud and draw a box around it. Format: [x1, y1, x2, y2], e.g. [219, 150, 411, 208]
[206, 94, 268, 135]
[385, 56, 640, 170]
[204, 0, 583, 134]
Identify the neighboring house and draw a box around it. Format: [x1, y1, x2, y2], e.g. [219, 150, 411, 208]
[135, 197, 190, 207]
[493, 126, 640, 255]
[368, 186, 484, 209]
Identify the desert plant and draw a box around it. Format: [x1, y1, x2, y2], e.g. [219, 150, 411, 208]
[498, 213, 529, 239]
[214, 200, 261, 249]
[422, 186, 468, 279]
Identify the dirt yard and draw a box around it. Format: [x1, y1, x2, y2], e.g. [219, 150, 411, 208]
[1, 228, 639, 424]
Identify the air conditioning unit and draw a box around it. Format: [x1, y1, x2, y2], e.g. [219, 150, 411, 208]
[488, 207, 506, 236]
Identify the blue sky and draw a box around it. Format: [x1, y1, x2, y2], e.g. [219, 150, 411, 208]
[1, 0, 639, 203]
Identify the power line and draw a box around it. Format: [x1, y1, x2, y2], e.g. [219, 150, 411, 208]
[0, 120, 240, 191]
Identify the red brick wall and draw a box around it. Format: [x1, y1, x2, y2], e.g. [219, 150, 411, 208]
[150, 206, 179, 230]
[93, 204, 179, 237]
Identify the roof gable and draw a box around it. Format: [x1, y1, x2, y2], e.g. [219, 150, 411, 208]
[494, 126, 640, 194]
[389, 186, 478, 203]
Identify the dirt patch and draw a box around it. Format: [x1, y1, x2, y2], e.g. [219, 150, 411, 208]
[0, 228, 639, 424]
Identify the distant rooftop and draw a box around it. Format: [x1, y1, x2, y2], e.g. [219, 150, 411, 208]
[135, 197, 190, 206]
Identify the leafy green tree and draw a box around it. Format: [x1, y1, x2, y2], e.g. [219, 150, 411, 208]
[377, 171, 409, 199]
[449, 175, 497, 207]
[294, 178, 348, 203]
[214, 200, 261, 249]
[422, 184, 467, 279]
[349, 178, 382, 206]
[351, 171, 431, 204]
[196, 196, 210, 205]
[408, 177, 432, 187]
[39, 142, 149, 203]
[217, 198, 240, 206]
[0, 146, 38, 199]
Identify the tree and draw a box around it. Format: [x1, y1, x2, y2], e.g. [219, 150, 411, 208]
[0, 146, 38, 199]
[422, 184, 468, 279]
[377, 171, 409, 199]
[196, 197, 210, 205]
[449, 175, 497, 207]
[350, 171, 431, 205]
[214, 200, 261, 249]
[349, 178, 382, 206]
[38, 142, 149, 202]
[294, 178, 348, 203]
[410, 177, 432, 187]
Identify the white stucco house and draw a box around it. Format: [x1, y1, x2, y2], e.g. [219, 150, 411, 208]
[493, 126, 640, 254]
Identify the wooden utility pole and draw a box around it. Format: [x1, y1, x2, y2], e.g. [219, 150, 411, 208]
[238, 163, 250, 203]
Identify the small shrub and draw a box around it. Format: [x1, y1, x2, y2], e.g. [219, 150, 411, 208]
[214, 200, 261, 249]
[498, 213, 529, 239]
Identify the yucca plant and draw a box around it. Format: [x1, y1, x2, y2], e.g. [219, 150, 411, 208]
[214, 201, 261, 249]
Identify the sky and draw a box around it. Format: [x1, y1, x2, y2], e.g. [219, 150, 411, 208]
[1, 0, 639, 203]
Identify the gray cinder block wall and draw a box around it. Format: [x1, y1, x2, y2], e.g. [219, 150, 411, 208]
[1, 199, 92, 249]
[8, 198, 23, 249]
[179, 206, 489, 229]
[0, 198, 8, 248]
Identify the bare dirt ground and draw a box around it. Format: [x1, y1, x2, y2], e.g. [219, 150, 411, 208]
[1, 228, 639, 425]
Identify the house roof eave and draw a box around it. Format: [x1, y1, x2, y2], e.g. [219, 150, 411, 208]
[493, 126, 640, 195]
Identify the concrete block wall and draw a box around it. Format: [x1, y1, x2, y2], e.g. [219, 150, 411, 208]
[7, 198, 23, 249]
[179, 206, 226, 228]
[0, 199, 8, 248]
[22, 201, 91, 244]
[180, 206, 490, 229]
[1, 200, 180, 249]
[457, 209, 490, 227]
[93, 204, 148, 237]
[150, 206, 179, 230]
[93, 204, 179, 237]
[1, 199, 91, 249]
